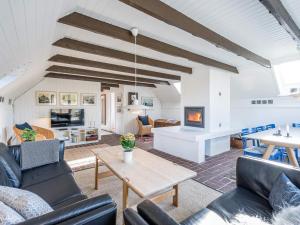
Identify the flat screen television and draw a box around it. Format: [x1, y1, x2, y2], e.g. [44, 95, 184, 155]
[51, 109, 84, 128]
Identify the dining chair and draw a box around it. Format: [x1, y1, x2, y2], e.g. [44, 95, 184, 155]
[292, 123, 300, 128]
[266, 124, 276, 130]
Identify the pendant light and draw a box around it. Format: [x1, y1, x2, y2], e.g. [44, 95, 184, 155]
[126, 27, 149, 113]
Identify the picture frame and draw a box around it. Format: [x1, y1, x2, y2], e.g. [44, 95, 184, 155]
[59, 92, 78, 106]
[81, 93, 97, 105]
[128, 92, 138, 105]
[141, 96, 154, 107]
[36, 91, 56, 106]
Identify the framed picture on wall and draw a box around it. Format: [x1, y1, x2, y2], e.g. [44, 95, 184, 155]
[128, 92, 138, 105]
[141, 96, 154, 107]
[36, 91, 56, 106]
[81, 93, 96, 105]
[59, 92, 78, 106]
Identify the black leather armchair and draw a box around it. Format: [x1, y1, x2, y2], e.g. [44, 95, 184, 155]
[124, 156, 300, 225]
[0, 143, 117, 225]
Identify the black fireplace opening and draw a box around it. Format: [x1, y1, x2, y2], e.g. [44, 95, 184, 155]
[184, 107, 205, 128]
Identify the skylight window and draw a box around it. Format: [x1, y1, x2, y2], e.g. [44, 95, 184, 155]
[173, 82, 181, 94]
[274, 60, 300, 96]
[0, 64, 30, 90]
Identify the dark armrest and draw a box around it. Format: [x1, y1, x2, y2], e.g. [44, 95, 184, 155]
[18, 194, 116, 225]
[124, 208, 149, 225]
[137, 200, 179, 225]
[236, 156, 300, 199]
[8, 140, 65, 165]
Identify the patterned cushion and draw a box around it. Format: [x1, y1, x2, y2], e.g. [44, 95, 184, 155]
[269, 173, 300, 212]
[0, 186, 53, 219]
[0, 201, 24, 224]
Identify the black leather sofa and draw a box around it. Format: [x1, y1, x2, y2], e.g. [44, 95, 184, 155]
[0, 143, 117, 225]
[124, 156, 300, 225]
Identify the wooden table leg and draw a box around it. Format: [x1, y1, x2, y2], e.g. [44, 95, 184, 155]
[262, 144, 275, 160]
[123, 181, 129, 210]
[287, 148, 299, 167]
[95, 157, 99, 190]
[173, 184, 179, 207]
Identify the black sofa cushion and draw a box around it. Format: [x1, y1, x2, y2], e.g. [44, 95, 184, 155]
[180, 208, 226, 225]
[18, 195, 117, 225]
[0, 143, 22, 187]
[124, 208, 149, 225]
[137, 200, 179, 225]
[21, 161, 72, 188]
[207, 187, 273, 222]
[24, 173, 82, 207]
[52, 194, 87, 210]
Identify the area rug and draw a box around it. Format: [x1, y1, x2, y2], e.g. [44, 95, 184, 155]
[64, 143, 109, 172]
[74, 167, 221, 225]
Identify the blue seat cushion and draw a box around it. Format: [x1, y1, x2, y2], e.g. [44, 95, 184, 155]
[138, 116, 149, 125]
[15, 122, 32, 131]
[269, 173, 300, 212]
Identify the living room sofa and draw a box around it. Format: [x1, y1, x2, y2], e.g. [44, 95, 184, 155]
[0, 143, 117, 225]
[124, 156, 300, 224]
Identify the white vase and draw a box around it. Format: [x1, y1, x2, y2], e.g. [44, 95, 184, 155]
[123, 151, 133, 164]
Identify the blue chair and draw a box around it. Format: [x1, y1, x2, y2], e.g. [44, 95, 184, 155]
[243, 146, 281, 161]
[256, 126, 266, 132]
[281, 148, 299, 163]
[241, 128, 250, 149]
[266, 124, 276, 130]
[292, 123, 300, 128]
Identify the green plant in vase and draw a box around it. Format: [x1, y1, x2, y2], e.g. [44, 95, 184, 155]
[120, 133, 136, 163]
[21, 128, 37, 142]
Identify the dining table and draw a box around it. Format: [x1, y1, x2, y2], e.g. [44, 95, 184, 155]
[245, 128, 300, 167]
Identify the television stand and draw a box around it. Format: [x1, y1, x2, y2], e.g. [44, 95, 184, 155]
[54, 127, 99, 147]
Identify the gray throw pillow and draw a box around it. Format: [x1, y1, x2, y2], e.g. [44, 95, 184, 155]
[0, 186, 53, 219]
[0, 201, 25, 224]
[269, 173, 300, 212]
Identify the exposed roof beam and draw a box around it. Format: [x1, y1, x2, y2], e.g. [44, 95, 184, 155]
[45, 73, 156, 88]
[48, 54, 180, 80]
[53, 38, 192, 74]
[58, 12, 238, 73]
[102, 83, 119, 88]
[117, 0, 271, 68]
[259, 0, 300, 44]
[46, 65, 170, 85]
[101, 87, 110, 91]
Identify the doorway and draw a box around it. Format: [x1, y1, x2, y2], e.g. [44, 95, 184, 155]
[101, 94, 106, 126]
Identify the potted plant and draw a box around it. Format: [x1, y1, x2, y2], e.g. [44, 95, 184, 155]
[120, 133, 135, 163]
[21, 128, 37, 142]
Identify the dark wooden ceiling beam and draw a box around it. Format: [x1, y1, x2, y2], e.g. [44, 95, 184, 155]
[45, 72, 156, 88]
[259, 0, 300, 43]
[102, 83, 119, 88]
[53, 38, 192, 74]
[58, 12, 239, 73]
[48, 54, 180, 80]
[117, 0, 271, 68]
[46, 65, 170, 85]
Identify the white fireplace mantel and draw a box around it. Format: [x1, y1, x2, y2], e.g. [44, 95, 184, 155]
[152, 126, 239, 163]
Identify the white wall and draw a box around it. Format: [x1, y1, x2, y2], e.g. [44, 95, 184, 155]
[181, 66, 210, 130]
[0, 99, 13, 142]
[14, 78, 101, 130]
[161, 102, 181, 120]
[209, 68, 231, 131]
[231, 96, 300, 129]
[120, 85, 162, 134]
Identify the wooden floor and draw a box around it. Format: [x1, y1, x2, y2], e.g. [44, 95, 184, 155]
[66, 134, 242, 193]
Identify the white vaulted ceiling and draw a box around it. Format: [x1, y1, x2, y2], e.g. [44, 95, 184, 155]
[0, 0, 300, 99]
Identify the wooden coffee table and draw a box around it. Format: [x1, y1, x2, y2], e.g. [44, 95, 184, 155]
[91, 146, 196, 210]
